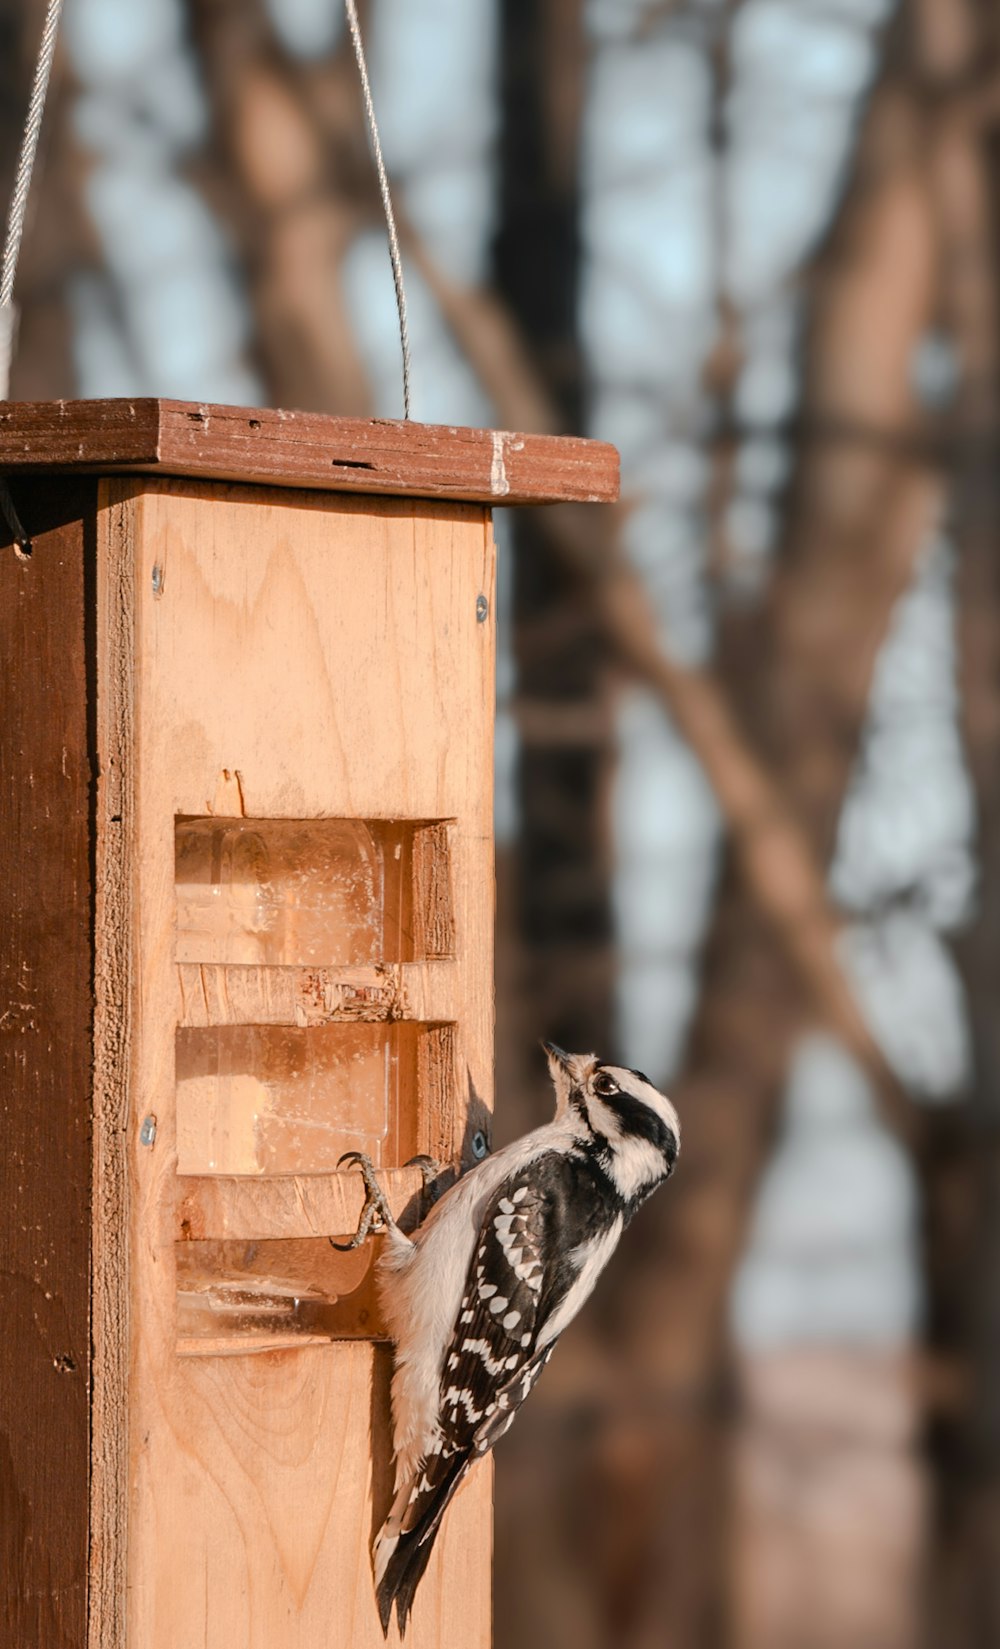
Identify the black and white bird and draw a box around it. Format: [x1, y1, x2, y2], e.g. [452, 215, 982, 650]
[336, 1042, 680, 1635]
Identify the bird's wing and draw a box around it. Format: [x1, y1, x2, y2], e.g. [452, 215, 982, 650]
[374, 1153, 573, 1632]
[437, 1160, 560, 1454]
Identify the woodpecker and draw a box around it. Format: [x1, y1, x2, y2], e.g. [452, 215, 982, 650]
[335, 1043, 680, 1635]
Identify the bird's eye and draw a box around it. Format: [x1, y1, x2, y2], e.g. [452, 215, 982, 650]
[593, 1070, 618, 1097]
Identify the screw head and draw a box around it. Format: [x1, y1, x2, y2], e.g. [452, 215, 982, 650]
[475, 593, 489, 623]
[471, 1129, 489, 1160]
[151, 564, 164, 596]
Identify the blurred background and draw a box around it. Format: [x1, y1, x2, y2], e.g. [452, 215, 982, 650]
[4, 0, 999, 1643]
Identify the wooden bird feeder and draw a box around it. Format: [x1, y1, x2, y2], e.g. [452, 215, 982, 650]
[0, 399, 618, 1649]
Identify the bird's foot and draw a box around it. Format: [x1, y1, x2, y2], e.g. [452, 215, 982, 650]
[405, 1153, 444, 1214]
[330, 1151, 395, 1251]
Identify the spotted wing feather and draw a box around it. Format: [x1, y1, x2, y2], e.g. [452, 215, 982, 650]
[375, 1170, 557, 1632]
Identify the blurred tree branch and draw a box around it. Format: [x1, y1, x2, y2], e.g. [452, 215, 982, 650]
[186, 0, 373, 413]
[418, 18, 950, 1647]
[618, 49, 950, 1646]
[405, 177, 917, 1139]
[183, 0, 931, 1151]
[911, 0, 1000, 1639]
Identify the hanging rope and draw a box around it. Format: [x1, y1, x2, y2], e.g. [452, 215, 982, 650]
[1, 0, 64, 554]
[1, 0, 64, 400]
[344, 0, 412, 421]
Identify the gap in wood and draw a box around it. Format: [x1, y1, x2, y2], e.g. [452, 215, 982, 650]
[173, 1020, 460, 1175]
[175, 1234, 388, 1350]
[176, 815, 454, 966]
[172, 811, 459, 1348]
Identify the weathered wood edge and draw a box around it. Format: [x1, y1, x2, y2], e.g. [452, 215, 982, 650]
[0, 399, 620, 506]
[89, 481, 135, 1649]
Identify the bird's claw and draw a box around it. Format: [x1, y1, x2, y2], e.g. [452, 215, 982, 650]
[404, 1154, 442, 1193]
[330, 1151, 395, 1251]
[403, 1152, 446, 1216]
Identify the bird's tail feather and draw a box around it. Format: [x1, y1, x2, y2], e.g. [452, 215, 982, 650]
[374, 1454, 469, 1636]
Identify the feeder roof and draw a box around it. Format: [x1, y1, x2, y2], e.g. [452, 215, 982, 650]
[0, 398, 619, 508]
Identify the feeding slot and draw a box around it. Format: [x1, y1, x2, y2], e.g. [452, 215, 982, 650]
[176, 1236, 387, 1350]
[177, 1021, 419, 1175]
[175, 1021, 454, 1176]
[175, 815, 454, 965]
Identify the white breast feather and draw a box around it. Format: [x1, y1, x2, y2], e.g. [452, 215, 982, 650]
[605, 1132, 672, 1202]
[536, 1218, 623, 1349]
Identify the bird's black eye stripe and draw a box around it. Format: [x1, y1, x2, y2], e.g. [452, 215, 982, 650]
[601, 1086, 677, 1165]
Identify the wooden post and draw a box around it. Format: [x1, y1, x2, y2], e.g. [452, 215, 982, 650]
[0, 401, 617, 1649]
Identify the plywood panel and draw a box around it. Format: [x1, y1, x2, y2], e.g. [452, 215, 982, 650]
[0, 479, 95, 1649]
[93, 478, 495, 1648]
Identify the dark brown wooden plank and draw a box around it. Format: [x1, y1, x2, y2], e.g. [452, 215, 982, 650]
[0, 399, 619, 506]
[0, 479, 95, 1649]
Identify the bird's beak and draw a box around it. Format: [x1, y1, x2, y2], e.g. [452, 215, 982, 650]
[542, 1041, 578, 1116]
[541, 1040, 572, 1072]
[542, 1042, 598, 1114]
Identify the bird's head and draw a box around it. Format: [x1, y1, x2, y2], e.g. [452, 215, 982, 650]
[542, 1041, 680, 1187]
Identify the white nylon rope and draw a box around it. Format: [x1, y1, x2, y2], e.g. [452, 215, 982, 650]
[344, 0, 412, 420]
[1, 0, 64, 553]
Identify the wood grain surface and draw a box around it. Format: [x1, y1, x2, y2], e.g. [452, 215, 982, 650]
[92, 478, 496, 1649]
[0, 479, 96, 1649]
[0, 398, 619, 506]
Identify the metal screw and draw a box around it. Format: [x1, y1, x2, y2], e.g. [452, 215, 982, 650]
[140, 1114, 157, 1147]
[151, 564, 164, 596]
[475, 593, 489, 623]
[471, 1129, 489, 1160]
